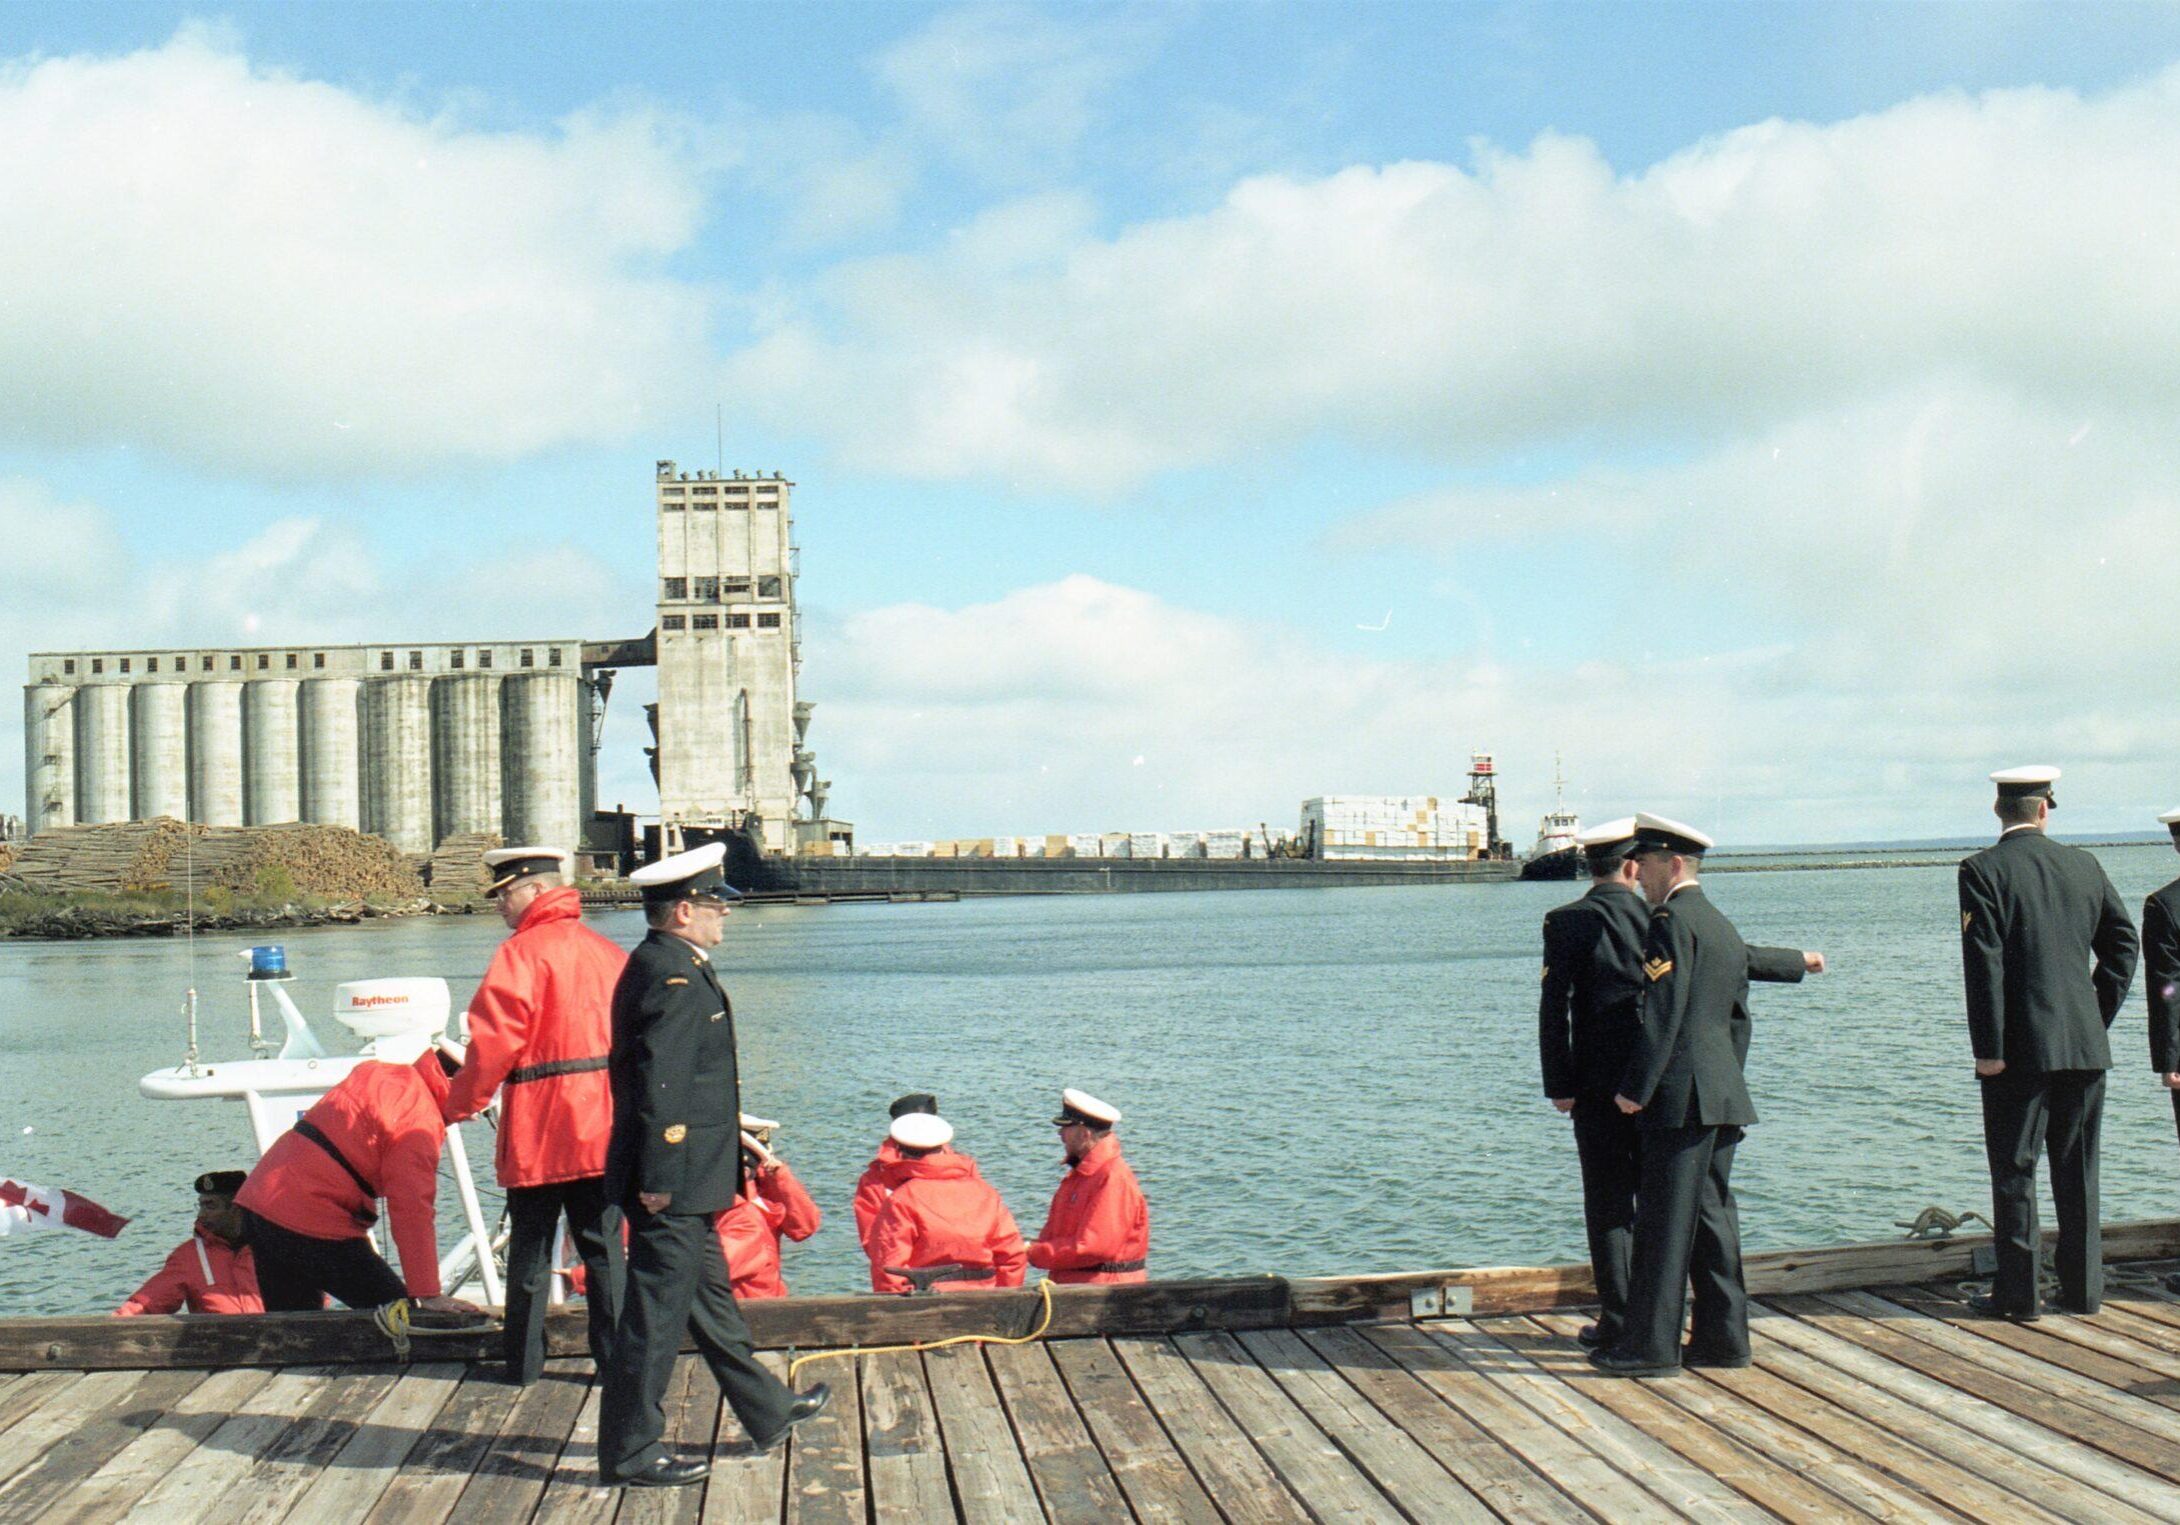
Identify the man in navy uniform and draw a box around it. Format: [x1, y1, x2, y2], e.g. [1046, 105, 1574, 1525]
[1960, 767, 2137, 1321]
[1538, 817, 1650, 1350]
[1594, 814, 1824, 1377]
[595, 843, 828, 1488]
[2146, 807, 2180, 1292]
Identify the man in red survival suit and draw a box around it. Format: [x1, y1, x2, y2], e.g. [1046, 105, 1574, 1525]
[865, 1111, 1028, 1294]
[1026, 1089, 1149, 1285]
[441, 846, 629, 1385]
[114, 1170, 263, 1316]
[853, 1092, 937, 1257]
[714, 1115, 821, 1298]
[234, 1033, 481, 1316]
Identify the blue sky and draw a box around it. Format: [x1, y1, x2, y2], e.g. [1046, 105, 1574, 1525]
[7, 3, 2180, 845]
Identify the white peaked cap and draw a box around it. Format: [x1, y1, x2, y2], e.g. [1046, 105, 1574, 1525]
[740, 1113, 781, 1132]
[1631, 812, 1715, 852]
[2158, 808, 2180, 826]
[482, 845, 572, 869]
[1576, 817, 1637, 849]
[1990, 766, 2061, 786]
[890, 1113, 954, 1150]
[1058, 1088, 1122, 1125]
[629, 841, 728, 887]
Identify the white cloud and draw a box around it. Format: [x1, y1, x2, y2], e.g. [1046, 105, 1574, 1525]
[874, 6, 1156, 184]
[0, 28, 715, 479]
[726, 67, 2180, 492]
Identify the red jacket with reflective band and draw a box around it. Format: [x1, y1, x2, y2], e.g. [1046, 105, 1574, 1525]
[113, 1228, 264, 1315]
[713, 1161, 821, 1300]
[1026, 1135, 1149, 1284]
[442, 887, 626, 1188]
[853, 1139, 911, 1253]
[235, 1053, 451, 1298]
[866, 1150, 1026, 1294]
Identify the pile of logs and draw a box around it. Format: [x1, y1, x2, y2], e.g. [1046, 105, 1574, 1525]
[422, 831, 503, 902]
[5, 819, 423, 902]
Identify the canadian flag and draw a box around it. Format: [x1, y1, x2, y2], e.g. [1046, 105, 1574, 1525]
[0, 1179, 130, 1240]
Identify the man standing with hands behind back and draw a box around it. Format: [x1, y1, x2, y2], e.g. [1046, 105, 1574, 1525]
[1960, 767, 2137, 1321]
[594, 844, 828, 1489]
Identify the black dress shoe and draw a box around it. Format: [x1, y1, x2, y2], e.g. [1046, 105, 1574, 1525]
[1589, 1349, 1681, 1378]
[611, 1454, 711, 1488]
[1576, 1323, 1614, 1348]
[753, 1382, 832, 1454]
[1966, 1293, 2040, 1323]
[1680, 1345, 1752, 1369]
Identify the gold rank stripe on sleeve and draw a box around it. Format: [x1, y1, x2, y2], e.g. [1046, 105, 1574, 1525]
[1962, 911, 1973, 932]
[663, 1124, 687, 1144]
[1644, 957, 1674, 982]
[665, 976, 688, 986]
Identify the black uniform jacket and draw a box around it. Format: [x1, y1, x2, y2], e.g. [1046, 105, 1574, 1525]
[1958, 829, 2137, 1073]
[1539, 882, 1651, 1098]
[1618, 885, 1806, 1131]
[2143, 874, 2180, 1073]
[604, 929, 745, 1216]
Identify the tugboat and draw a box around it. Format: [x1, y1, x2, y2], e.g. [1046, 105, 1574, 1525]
[1520, 757, 1582, 881]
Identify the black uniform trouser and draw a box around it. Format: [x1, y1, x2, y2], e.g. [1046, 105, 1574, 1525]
[241, 1207, 407, 1312]
[1617, 1123, 1746, 1366]
[1570, 1096, 1641, 1340]
[504, 1177, 625, 1384]
[1981, 1068, 2105, 1314]
[597, 1202, 795, 1480]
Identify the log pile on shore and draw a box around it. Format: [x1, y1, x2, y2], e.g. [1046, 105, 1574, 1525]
[421, 830, 502, 902]
[6, 819, 425, 901]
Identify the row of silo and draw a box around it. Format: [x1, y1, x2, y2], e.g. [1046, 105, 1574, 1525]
[20, 671, 588, 855]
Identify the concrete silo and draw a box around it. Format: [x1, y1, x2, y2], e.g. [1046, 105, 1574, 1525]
[363, 676, 434, 853]
[74, 684, 133, 824]
[431, 673, 502, 841]
[129, 682, 189, 822]
[243, 678, 301, 825]
[23, 683, 76, 834]
[186, 680, 246, 827]
[299, 677, 363, 831]
[500, 670, 582, 851]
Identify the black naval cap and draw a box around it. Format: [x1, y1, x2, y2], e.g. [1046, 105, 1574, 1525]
[1991, 766, 2059, 808]
[483, 845, 571, 896]
[889, 1092, 939, 1119]
[194, 1170, 246, 1196]
[1628, 811, 1715, 857]
[629, 841, 742, 905]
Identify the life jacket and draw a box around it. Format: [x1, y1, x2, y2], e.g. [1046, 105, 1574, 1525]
[1026, 1134, 1149, 1284]
[442, 886, 626, 1187]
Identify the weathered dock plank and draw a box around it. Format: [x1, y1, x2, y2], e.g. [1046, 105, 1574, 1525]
[921, 1344, 1042, 1523]
[1109, 1334, 1310, 1524]
[860, 1348, 956, 1525]
[36, 1366, 275, 1525]
[784, 1350, 865, 1524]
[1045, 1337, 1221, 1524]
[698, 1351, 789, 1525]
[361, 1367, 532, 1525]
[0, 1367, 205, 1520]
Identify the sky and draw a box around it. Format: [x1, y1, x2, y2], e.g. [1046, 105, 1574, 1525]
[6, 1, 2180, 847]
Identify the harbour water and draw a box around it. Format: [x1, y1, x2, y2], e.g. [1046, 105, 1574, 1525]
[3, 842, 2177, 1315]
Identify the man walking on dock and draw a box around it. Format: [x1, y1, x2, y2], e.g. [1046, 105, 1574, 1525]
[1960, 767, 2138, 1320]
[1538, 818, 1649, 1351]
[595, 843, 827, 1489]
[1595, 814, 1822, 1377]
[440, 846, 628, 1385]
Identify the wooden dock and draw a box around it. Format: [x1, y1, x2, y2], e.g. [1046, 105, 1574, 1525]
[8, 1241, 2180, 1520]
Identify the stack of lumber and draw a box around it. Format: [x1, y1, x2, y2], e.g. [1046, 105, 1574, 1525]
[6, 819, 423, 901]
[0, 841, 15, 874]
[423, 830, 502, 901]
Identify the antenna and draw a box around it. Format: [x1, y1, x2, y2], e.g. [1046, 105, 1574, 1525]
[1554, 751, 1566, 812]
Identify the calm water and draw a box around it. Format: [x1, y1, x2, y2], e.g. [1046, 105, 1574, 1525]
[5, 845, 2179, 1314]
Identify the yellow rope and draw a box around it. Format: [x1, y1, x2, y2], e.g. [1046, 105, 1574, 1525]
[787, 1278, 1055, 1382]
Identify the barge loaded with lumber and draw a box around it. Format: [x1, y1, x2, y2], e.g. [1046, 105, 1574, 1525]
[4, 1218, 2180, 1519]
